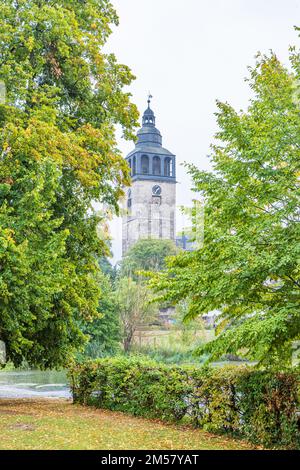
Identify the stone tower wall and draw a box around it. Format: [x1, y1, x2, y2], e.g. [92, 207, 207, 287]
[122, 180, 176, 255]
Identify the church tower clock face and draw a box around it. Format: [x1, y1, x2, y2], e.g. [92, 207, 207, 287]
[122, 96, 176, 255]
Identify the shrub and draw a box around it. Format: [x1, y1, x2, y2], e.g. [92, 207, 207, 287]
[69, 358, 300, 449]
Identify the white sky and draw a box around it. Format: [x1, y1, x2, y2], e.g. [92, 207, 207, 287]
[105, 0, 300, 262]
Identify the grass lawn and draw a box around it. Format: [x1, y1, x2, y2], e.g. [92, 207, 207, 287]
[0, 399, 256, 450]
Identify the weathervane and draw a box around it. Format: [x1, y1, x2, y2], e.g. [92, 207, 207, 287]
[147, 92, 153, 107]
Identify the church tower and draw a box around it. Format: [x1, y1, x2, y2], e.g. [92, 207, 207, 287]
[122, 97, 176, 255]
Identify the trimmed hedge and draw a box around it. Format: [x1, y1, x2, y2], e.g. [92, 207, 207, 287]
[69, 357, 300, 449]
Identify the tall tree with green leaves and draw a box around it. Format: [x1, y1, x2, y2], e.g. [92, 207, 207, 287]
[119, 239, 177, 279]
[81, 271, 121, 359]
[116, 277, 158, 352]
[0, 0, 138, 367]
[151, 52, 300, 367]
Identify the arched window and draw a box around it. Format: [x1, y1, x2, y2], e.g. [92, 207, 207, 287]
[132, 156, 136, 176]
[144, 116, 154, 125]
[128, 158, 132, 173]
[153, 156, 161, 176]
[164, 157, 173, 177]
[141, 155, 149, 174]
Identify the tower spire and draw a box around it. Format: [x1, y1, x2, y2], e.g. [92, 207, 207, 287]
[123, 98, 176, 256]
[143, 93, 155, 126]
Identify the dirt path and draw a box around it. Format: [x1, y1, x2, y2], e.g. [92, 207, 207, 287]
[0, 399, 255, 450]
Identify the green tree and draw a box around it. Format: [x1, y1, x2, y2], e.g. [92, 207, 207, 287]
[116, 277, 157, 352]
[0, 0, 138, 367]
[99, 256, 116, 281]
[120, 239, 177, 279]
[81, 271, 121, 358]
[174, 301, 205, 347]
[151, 53, 300, 367]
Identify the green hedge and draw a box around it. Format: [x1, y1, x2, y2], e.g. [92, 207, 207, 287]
[69, 357, 300, 449]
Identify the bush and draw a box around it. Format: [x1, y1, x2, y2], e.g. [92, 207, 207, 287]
[69, 357, 300, 449]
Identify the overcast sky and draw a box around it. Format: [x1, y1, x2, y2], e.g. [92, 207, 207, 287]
[106, 0, 300, 262]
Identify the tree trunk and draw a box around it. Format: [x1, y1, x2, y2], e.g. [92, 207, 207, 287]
[123, 332, 133, 353]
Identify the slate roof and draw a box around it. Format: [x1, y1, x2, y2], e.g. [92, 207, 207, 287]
[127, 145, 174, 158]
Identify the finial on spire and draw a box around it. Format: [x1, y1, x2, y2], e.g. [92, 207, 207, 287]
[147, 92, 153, 108]
[143, 93, 155, 126]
